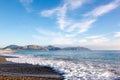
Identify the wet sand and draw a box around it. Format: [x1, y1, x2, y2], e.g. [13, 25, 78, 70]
[0, 57, 63, 80]
[0, 75, 62, 80]
[0, 58, 6, 62]
[0, 49, 13, 53]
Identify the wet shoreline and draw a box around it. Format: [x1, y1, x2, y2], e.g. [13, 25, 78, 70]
[0, 57, 63, 80]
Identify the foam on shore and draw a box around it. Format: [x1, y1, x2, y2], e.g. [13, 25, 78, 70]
[3, 53, 119, 80]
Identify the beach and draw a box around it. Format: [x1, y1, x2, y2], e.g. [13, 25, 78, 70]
[0, 55, 63, 80]
[0, 49, 13, 53]
[0, 58, 6, 62]
[0, 50, 120, 80]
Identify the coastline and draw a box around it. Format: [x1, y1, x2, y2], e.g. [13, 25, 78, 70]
[0, 58, 6, 62]
[0, 51, 119, 80]
[0, 75, 62, 80]
[0, 55, 63, 80]
[0, 49, 13, 54]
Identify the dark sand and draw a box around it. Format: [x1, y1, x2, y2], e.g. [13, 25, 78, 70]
[0, 58, 6, 62]
[0, 57, 63, 80]
[0, 75, 62, 80]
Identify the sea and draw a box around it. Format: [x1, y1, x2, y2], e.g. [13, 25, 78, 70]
[2, 50, 120, 80]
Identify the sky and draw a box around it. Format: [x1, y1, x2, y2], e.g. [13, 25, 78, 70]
[0, 0, 120, 50]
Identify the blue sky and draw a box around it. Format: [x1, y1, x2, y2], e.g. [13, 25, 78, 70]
[0, 0, 120, 50]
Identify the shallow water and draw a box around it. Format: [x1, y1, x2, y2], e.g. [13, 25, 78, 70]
[14, 50, 120, 64]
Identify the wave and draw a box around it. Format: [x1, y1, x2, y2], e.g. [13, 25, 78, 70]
[2, 53, 119, 80]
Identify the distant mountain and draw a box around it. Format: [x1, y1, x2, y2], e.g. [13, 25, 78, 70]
[2, 45, 91, 51]
[63, 47, 91, 51]
[3, 45, 22, 50]
[3, 45, 46, 50]
[46, 45, 62, 50]
[22, 45, 47, 50]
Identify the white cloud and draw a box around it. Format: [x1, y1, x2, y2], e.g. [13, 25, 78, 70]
[41, 0, 84, 16]
[41, 4, 69, 30]
[19, 0, 33, 12]
[78, 34, 120, 50]
[40, 0, 85, 30]
[85, 35, 103, 39]
[51, 37, 74, 45]
[41, 8, 58, 17]
[20, 0, 33, 4]
[32, 35, 53, 45]
[78, 39, 87, 43]
[33, 28, 76, 46]
[40, 0, 97, 35]
[39, 0, 120, 50]
[65, 33, 78, 37]
[85, 35, 109, 44]
[114, 32, 120, 37]
[33, 34, 75, 46]
[92, 37, 109, 44]
[84, 0, 120, 17]
[32, 35, 46, 40]
[118, 23, 120, 27]
[66, 0, 120, 35]
[64, 0, 85, 10]
[33, 28, 120, 50]
[86, 38, 120, 50]
[36, 28, 59, 37]
[67, 19, 96, 33]
[56, 5, 69, 30]
[41, 10, 54, 17]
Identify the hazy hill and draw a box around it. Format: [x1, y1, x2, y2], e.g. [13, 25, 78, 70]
[2, 45, 91, 51]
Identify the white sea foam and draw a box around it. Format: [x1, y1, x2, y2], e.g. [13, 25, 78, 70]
[4, 53, 118, 80]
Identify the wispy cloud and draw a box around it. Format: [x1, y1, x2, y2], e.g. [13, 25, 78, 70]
[19, 0, 33, 12]
[76, 34, 120, 50]
[118, 23, 120, 27]
[41, 0, 86, 30]
[67, 0, 120, 35]
[92, 37, 109, 44]
[33, 28, 120, 49]
[38, 0, 120, 49]
[41, 8, 58, 17]
[78, 39, 87, 43]
[89, 38, 120, 50]
[51, 37, 74, 45]
[64, 0, 85, 10]
[85, 35, 103, 39]
[32, 33, 77, 46]
[36, 28, 59, 37]
[65, 33, 78, 37]
[67, 19, 96, 34]
[41, 0, 120, 37]
[114, 32, 120, 37]
[85, 35, 109, 44]
[84, 0, 120, 17]
[41, 4, 69, 30]
[33, 28, 76, 45]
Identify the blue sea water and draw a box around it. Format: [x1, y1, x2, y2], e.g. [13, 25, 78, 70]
[14, 50, 120, 64]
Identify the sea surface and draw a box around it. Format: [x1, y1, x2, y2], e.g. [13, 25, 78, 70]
[3, 50, 120, 80]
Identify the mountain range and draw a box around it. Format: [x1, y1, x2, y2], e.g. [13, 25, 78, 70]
[2, 45, 91, 51]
